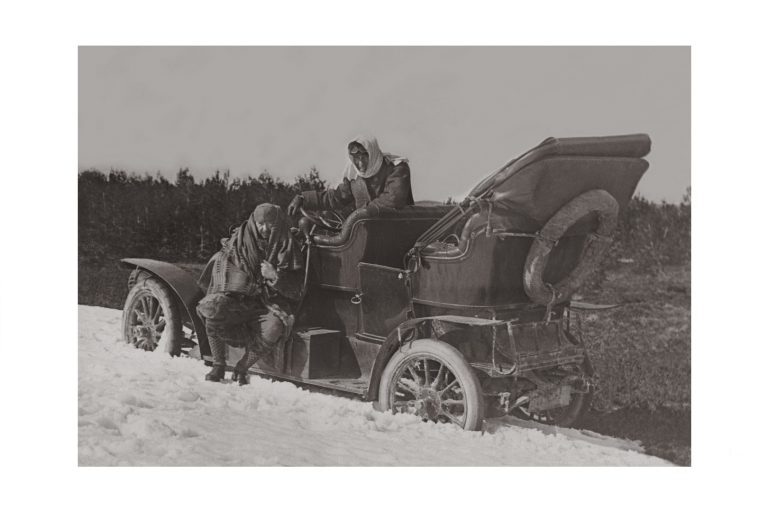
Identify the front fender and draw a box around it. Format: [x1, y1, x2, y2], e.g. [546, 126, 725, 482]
[120, 258, 209, 356]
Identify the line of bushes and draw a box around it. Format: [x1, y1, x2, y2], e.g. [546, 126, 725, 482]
[79, 168, 690, 273]
[606, 188, 691, 272]
[78, 167, 326, 268]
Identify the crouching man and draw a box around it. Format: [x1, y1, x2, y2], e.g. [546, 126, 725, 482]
[196, 204, 304, 385]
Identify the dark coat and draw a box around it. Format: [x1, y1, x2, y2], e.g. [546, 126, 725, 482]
[301, 158, 414, 213]
[198, 204, 304, 302]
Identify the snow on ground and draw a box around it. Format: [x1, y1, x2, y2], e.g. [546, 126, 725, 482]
[78, 305, 672, 466]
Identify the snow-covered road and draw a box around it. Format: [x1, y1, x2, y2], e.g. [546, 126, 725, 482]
[78, 305, 671, 466]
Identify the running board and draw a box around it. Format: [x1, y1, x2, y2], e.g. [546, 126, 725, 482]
[202, 355, 369, 397]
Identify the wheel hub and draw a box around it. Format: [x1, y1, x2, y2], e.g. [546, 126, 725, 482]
[127, 294, 166, 349]
[414, 388, 442, 421]
[389, 352, 471, 428]
[132, 320, 159, 350]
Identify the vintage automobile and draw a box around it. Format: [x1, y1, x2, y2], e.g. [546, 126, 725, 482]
[120, 133, 651, 431]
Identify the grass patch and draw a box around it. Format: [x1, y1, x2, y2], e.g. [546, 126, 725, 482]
[579, 265, 690, 412]
[576, 264, 690, 465]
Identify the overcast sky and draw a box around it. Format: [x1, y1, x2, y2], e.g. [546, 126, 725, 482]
[79, 46, 689, 202]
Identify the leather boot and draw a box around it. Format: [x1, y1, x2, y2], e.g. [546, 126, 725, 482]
[231, 367, 249, 386]
[232, 348, 260, 386]
[205, 363, 226, 382]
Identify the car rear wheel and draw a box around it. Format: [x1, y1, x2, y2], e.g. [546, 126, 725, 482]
[122, 276, 182, 356]
[512, 360, 593, 428]
[378, 339, 485, 431]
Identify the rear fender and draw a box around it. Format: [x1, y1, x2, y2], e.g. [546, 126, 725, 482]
[364, 315, 503, 401]
[120, 258, 210, 356]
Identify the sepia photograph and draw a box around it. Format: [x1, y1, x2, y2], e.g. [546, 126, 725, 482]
[77, 46, 691, 467]
[10, 1, 768, 510]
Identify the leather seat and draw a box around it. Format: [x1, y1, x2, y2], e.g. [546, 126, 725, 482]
[311, 204, 453, 247]
[308, 204, 452, 289]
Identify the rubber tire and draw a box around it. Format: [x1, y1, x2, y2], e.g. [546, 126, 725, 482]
[122, 276, 183, 356]
[523, 189, 619, 305]
[513, 358, 594, 428]
[378, 339, 485, 431]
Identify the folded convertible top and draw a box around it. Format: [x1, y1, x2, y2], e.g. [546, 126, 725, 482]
[415, 134, 651, 247]
[468, 134, 650, 220]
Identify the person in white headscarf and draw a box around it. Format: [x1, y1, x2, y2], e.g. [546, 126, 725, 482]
[287, 135, 414, 217]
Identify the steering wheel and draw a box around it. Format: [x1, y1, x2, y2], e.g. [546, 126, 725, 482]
[299, 206, 344, 232]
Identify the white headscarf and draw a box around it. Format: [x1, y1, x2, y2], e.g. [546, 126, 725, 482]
[341, 135, 408, 181]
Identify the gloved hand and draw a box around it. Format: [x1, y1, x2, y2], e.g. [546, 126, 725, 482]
[287, 194, 304, 216]
[261, 261, 278, 284]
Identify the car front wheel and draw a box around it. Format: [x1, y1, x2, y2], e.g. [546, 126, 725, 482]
[122, 276, 182, 356]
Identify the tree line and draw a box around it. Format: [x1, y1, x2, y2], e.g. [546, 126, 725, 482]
[607, 188, 691, 271]
[78, 168, 690, 272]
[78, 168, 326, 266]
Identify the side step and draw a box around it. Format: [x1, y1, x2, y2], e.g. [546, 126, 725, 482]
[208, 327, 360, 381]
[252, 370, 369, 398]
[288, 328, 344, 379]
[201, 352, 369, 397]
